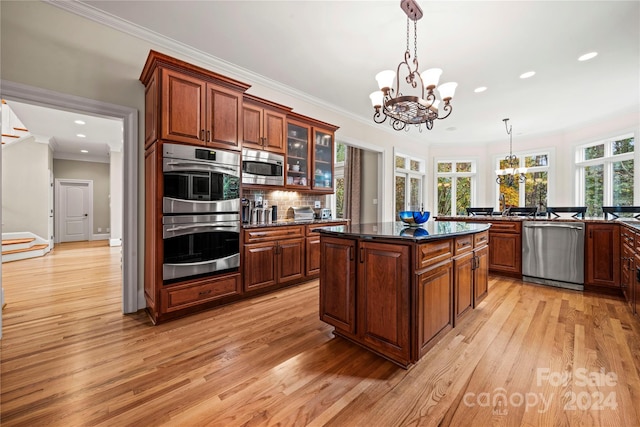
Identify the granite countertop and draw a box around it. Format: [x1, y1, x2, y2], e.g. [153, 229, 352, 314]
[242, 218, 348, 229]
[314, 221, 491, 242]
[435, 215, 640, 234]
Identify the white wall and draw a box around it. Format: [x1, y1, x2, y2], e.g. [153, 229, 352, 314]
[1, 137, 51, 239]
[109, 150, 123, 246]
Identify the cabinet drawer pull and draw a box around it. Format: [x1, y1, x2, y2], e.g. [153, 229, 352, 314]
[198, 290, 212, 296]
[252, 232, 267, 237]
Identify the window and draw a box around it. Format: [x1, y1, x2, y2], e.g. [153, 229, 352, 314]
[576, 134, 634, 216]
[395, 153, 425, 219]
[496, 152, 549, 209]
[436, 160, 475, 216]
[332, 143, 346, 218]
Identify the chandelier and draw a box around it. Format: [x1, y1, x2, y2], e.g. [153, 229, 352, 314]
[495, 118, 527, 186]
[369, 0, 457, 132]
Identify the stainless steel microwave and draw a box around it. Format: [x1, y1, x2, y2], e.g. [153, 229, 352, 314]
[241, 149, 284, 186]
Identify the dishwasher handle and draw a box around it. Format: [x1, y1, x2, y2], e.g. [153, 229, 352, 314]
[523, 223, 584, 231]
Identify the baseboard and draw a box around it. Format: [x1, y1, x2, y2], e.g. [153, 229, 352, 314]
[92, 233, 110, 241]
[109, 238, 122, 247]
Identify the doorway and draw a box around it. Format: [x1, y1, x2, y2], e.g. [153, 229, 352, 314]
[0, 80, 139, 313]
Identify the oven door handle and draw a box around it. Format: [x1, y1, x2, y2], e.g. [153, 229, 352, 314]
[165, 224, 239, 232]
[164, 160, 239, 175]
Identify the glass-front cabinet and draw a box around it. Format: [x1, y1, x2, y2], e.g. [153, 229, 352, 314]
[312, 129, 334, 192]
[286, 121, 311, 189]
[286, 112, 338, 193]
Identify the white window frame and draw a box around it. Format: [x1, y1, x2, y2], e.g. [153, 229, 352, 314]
[494, 151, 550, 207]
[329, 142, 346, 218]
[394, 153, 426, 216]
[575, 133, 635, 209]
[434, 159, 477, 216]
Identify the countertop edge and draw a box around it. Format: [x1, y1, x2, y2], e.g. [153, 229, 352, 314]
[316, 222, 491, 242]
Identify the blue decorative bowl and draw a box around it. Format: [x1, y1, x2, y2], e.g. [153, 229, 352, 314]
[398, 211, 430, 226]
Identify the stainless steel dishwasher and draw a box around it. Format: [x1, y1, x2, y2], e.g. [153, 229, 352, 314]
[522, 221, 585, 290]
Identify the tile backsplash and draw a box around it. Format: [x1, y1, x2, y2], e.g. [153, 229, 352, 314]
[243, 189, 330, 221]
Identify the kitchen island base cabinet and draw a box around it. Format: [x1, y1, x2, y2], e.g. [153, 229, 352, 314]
[416, 260, 454, 358]
[318, 222, 490, 368]
[586, 223, 620, 288]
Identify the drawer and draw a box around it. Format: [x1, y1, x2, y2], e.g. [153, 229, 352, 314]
[243, 226, 305, 243]
[488, 221, 521, 233]
[306, 221, 347, 236]
[416, 239, 453, 270]
[474, 231, 489, 247]
[454, 235, 473, 255]
[162, 273, 242, 312]
[621, 227, 635, 246]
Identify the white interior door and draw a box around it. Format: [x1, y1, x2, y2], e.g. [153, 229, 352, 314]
[57, 180, 92, 242]
[48, 170, 55, 249]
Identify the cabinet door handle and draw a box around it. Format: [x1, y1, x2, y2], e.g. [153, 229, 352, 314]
[349, 246, 354, 262]
[200, 129, 205, 141]
[207, 130, 211, 142]
[360, 247, 364, 264]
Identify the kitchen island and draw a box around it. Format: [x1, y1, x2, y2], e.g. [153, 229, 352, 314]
[316, 221, 491, 368]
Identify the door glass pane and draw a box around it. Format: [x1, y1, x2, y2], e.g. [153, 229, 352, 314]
[499, 155, 519, 170]
[524, 172, 548, 208]
[456, 162, 472, 173]
[456, 177, 471, 215]
[409, 177, 421, 211]
[335, 177, 345, 218]
[395, 175, 406, 219]
[335, 143, 346, 163]
[499, 179, 519, 208]
[584, 144, 604, 160]
[613, 137, 634, 156]
[437, 177, 452, 215]
[395, 156, 406, 169]
[438, 162, 452, 173]
[613, 160, 634, 207]
[584, 164, 604, 216]
[314, 131, 332, 189]
[525, 154, 548, 167]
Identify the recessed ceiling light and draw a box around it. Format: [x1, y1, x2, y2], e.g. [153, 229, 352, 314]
[474, 86, 487, 93]
[520, 71, 536, 79]
[76, 133, 86, 138]
[74, 120, 86, 125]
[445, 127, 457, 131]
[578, 52, 598, 61]
[81, 149, 89, 153]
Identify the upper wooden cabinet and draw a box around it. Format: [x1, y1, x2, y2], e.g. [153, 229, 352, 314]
[286, 112, 339, 193]
[140, 50, 251, 150]
[242, 94, 290, 154]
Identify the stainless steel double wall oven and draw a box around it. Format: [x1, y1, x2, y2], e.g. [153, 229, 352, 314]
[162, 143, 241, 283]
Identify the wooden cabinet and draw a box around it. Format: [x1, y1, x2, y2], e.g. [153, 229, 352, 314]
[144, 145, 161, 313]
[416, 260, 453, 358]
[286, 120, 311, 189]
[242, 226, 305, 291]
[487, 221, 522, 277]
[161, 273, 242, 313]
[286, 112, 338, 193]
[634, 252, 640, 316]
[140, 50, 250, 150]
[319, 227, 489, 367]
[357, 241, 411, 366]
[242, 94, 290, 154]
[320, 236, 356, 334]
[306, 222, 347, 277]
[621, 228, 635, 307]
[585, 223, 620, 288]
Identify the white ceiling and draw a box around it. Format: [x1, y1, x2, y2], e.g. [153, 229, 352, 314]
[9, 1, 639, 150]
[5, 100, 123, 162]
[79, 0, 639, 145]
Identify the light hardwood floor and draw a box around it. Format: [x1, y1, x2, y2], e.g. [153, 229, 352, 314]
[1, 241, 640, 426]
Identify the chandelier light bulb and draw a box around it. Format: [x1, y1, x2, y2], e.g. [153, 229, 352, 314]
[369, 91, 384, 108]
[421, 68, 442, 89]
[375, 70, 395, 92]
[437, 82, 458, 101]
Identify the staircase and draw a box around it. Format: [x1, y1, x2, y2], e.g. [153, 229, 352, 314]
[2, 99, 31, 147]
[2, 232, 50, 262]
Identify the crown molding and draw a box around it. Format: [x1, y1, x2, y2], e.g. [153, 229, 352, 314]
[44, 0, 424, 144]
